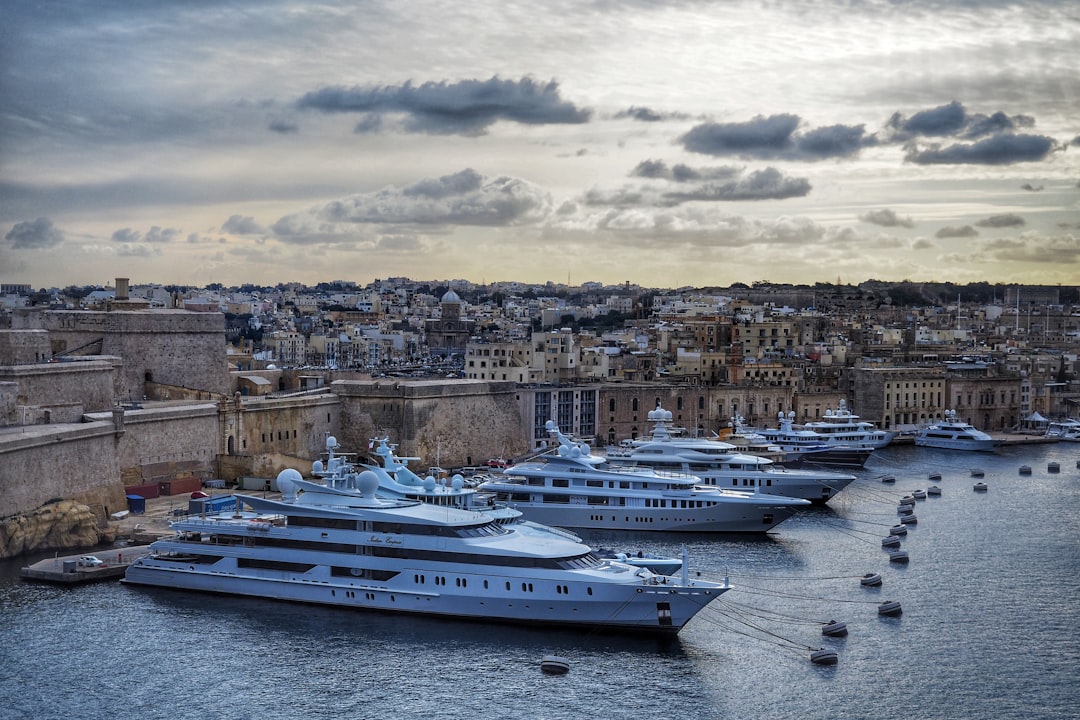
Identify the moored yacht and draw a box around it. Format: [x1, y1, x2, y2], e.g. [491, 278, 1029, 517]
[799, 400, 896, 448]
[605, 407, 856, 504]
[914, 410, 1001, 452]
[479, 422, 810, 533]
[1044, 419, 1080, 442]
[756, 412, 874, 468]
[124, 468, 729, 634]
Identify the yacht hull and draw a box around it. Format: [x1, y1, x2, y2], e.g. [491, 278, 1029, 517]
[124, 556, 725, 633]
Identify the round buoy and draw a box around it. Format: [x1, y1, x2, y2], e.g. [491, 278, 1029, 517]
[861, 572, 883, 587]
[540, 655, 570, 674]
[899, 513, 918, 525]
[888, 549, 910, 563]
[974, 482, 988, 492]
[882, 535, 901, 548]
[890, 524, 908, 536]
[821, 620, 848, 637]
[878, 600, 903, 616]
[810, 648, 839, 665]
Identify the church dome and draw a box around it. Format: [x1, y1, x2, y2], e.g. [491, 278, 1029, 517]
[441, 289, 461, 304]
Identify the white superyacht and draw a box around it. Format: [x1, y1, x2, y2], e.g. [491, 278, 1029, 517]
[124, 468, 728, 634]
[605, 407, 856, 505]
[479, 422, 810, 533]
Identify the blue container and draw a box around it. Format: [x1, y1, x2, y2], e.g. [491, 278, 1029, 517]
[126, 495, 146, 514]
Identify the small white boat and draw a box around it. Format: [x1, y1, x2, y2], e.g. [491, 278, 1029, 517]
[880, 474, 896, 484]
[974, 482, 988, 492]
[594, 548, 682, 575]
[970, 468, 985, 478]
[898, 513, 917, 525]
[890, 524, 908, 536]
[810, 648, 839, 665]
[889, 549, 910, 563]
[860, 572, 883, 587]
[1048, 462, 1060, 473]
[1019, 465, 1032, 475]
[821, 620, 848, 637]
[928, 471, 943, 481]
[912, 489, 927, 499]
[882, 535, 901, 548]
[927, 485, 942, 496]
[540, 655, 570, 674]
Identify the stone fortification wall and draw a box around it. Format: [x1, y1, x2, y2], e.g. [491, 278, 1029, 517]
[226, 393, 342, 479]
[36, 309, 229, 400]
[0, 357, 120, 422]
[87, 403, 221, 485]
[0, 382, 14, 426]
[0, 420, 126, 522]
[0, 329, 51, 364]
[333, 379, 525, 469]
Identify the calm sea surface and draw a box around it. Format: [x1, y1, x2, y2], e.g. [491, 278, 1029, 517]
[2, 443, 1078, 720]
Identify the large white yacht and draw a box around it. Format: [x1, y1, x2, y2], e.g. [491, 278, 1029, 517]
[604, 407, 856, 505]
[124, 468, 729, 634]
[914, 410, 1001, 452]
[799, 400, 896, 448]
[478, 422, 810, 533]
[756, 412, 874, 468]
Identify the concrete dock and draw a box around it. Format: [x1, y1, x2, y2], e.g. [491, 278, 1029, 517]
[20, 545, 151, 585]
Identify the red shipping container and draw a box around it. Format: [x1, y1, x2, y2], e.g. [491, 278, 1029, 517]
[126, 482, 160, 499]
[159, 476, 203, 496]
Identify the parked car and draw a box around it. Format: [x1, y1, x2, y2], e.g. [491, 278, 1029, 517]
[77, 555, 104, 568]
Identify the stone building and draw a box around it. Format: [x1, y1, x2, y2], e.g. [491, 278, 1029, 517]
[424, 290, 474, 356]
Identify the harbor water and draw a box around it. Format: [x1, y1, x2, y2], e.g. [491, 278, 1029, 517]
[2, 443, 1078, 720]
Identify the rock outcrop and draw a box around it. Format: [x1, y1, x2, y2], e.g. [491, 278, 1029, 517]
[0, 499, 122, 559]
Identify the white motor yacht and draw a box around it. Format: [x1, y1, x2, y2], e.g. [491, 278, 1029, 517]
[914, 410, 1001, 452]
[479, 421, 810, 533]
[1044, 419, 1080, 442]
[124, 468, 729, 634]
[605, 407, 856, 504]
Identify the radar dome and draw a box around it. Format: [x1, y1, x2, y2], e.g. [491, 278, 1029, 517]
[312, 460, 324, 474]
[451, 474, 465, 490]
[276, 468, 303, 501]
[326, 436, 338, 450]
[423, 476, 437, 491]
[357, 470, 380, 496]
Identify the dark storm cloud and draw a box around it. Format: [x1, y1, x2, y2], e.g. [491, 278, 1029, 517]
[5, 217, 63, 249]
[662, 168, 811, 203]
[935, 225, 978, 239]
[859, 209, 915, 228]
[629, 160, 741, 183]
[886, 101, 1036, 142]
[904, 134, 1056, 165]
[679, 114, 872, 160]
[271, 169, 553, 240]
[296, 76, 591, 135]
[975, 214, 1025, 229]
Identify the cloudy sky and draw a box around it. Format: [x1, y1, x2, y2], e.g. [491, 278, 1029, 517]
[2, 0, 1078, 290]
